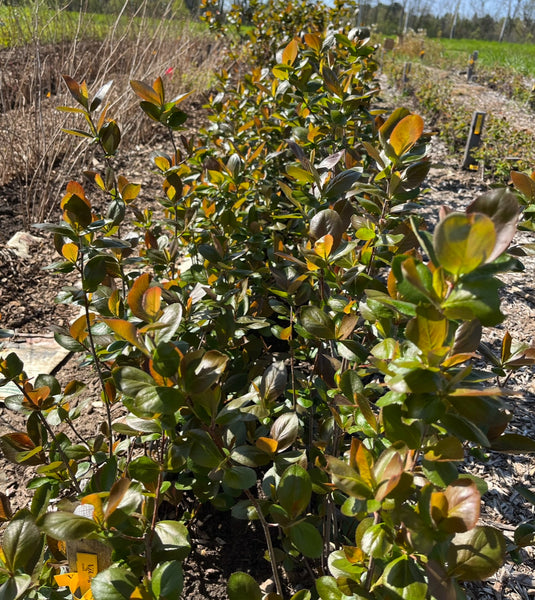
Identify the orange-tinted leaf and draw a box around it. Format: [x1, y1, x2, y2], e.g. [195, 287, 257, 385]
[2, 432, 35, 451]
[314, 234, 333, 260]
[70, 313, 94, 344]
[108, 289, 123, 317]
[441, 353, 477, 368]
[256, 437, 278, 455]
[105, 478, 131, 520]
[374, 451, 403, 501]
[130, 79, 161, 105]
[511, 170, 535, 201]
[26, 386, 51, 408]
[142, 286, 162, 321]
[122, 183, 141, 203]
[153, 76, 165, 104]
[390, 114, 424, 157]
[102, 379, 116, 404]
[433, 479, 480, 533]
[154, 155, 170, 172]
[62, 75, 86, 107]
[81, 493, 104, 524]
[501, 331, 512, 363]
[350, 438, 374, 487]
[430, 491, 449, 523]
[282, 39, 299, 66]
[343, 545, 365, 564]
[0, 492, 12, 522]
[127, 273, 151, 320]
[280, 326, 292, 340]
[103, 318, 145, 353]
[304, 33, 321, 52]
[202, 198, 216, 218]
[79, 80, 89, 102]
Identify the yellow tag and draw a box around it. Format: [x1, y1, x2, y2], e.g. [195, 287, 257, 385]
[130, 588, 144, 599]
[474, 114, 484, 135]
[55, 572, 80, 594]
[76, 552, 98, 594]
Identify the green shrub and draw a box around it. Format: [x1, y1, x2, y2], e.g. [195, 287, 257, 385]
[1, 2, 533, 599]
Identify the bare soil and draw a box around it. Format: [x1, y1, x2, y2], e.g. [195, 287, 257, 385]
[1, 62, 535, 599]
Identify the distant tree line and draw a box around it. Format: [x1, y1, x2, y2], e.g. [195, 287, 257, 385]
[358, 1, 535, 43]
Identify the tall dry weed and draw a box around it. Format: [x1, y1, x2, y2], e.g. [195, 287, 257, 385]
[0, 0, 225, 227]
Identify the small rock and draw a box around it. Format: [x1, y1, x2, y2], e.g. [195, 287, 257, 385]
[6, 231, 41, 259]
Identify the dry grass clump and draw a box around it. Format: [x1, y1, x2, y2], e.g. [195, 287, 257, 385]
[0, 1, 225, 226]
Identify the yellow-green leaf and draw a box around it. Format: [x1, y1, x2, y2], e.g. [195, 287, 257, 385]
[434, 212, 496, 277]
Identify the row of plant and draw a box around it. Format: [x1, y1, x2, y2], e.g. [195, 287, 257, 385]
[390, 33, 535, 103]
[2, 0, 535, 598]
[383, 51, 535, 184]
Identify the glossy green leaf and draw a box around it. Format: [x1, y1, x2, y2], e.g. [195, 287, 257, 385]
[442, 277, 504, 327]
[360, 522, 392, 558]
[223, 465, 257, 490]
[447, 526, 506, 580]
[490, 433, 535, 453]
[289, 521, 323, 558]
[151, 560, 183, 599]
[277, 464, 312, 518]
[405, 307, 447, 355]
[227, 571, 262, 600]
[2, 510, 42, 573]
[381, 555, 427, 599]
[91, 566, 138, 600]
[183, 350, 228, 395]
[326, 456, 373, 499]
[153, 520, 191, 562]
[128, 455, 160, 485]
[39, 510, 99, 540]
[0, 574, 32, 600]
[154, 302, 183, 344]
[316, 576, 344, 600]
[300, 306, 336, 339]
[83, 255, 108, 291]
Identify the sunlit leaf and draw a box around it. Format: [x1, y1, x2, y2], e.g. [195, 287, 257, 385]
[434, 213, 496, 277]
[282, 38, 299, 65]
[130, 79, 161, 105]
[389, 114, 424, 157]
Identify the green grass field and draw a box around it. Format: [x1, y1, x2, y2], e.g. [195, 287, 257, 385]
[0, 4, 204, 47]
[433, 38, 535, 77]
